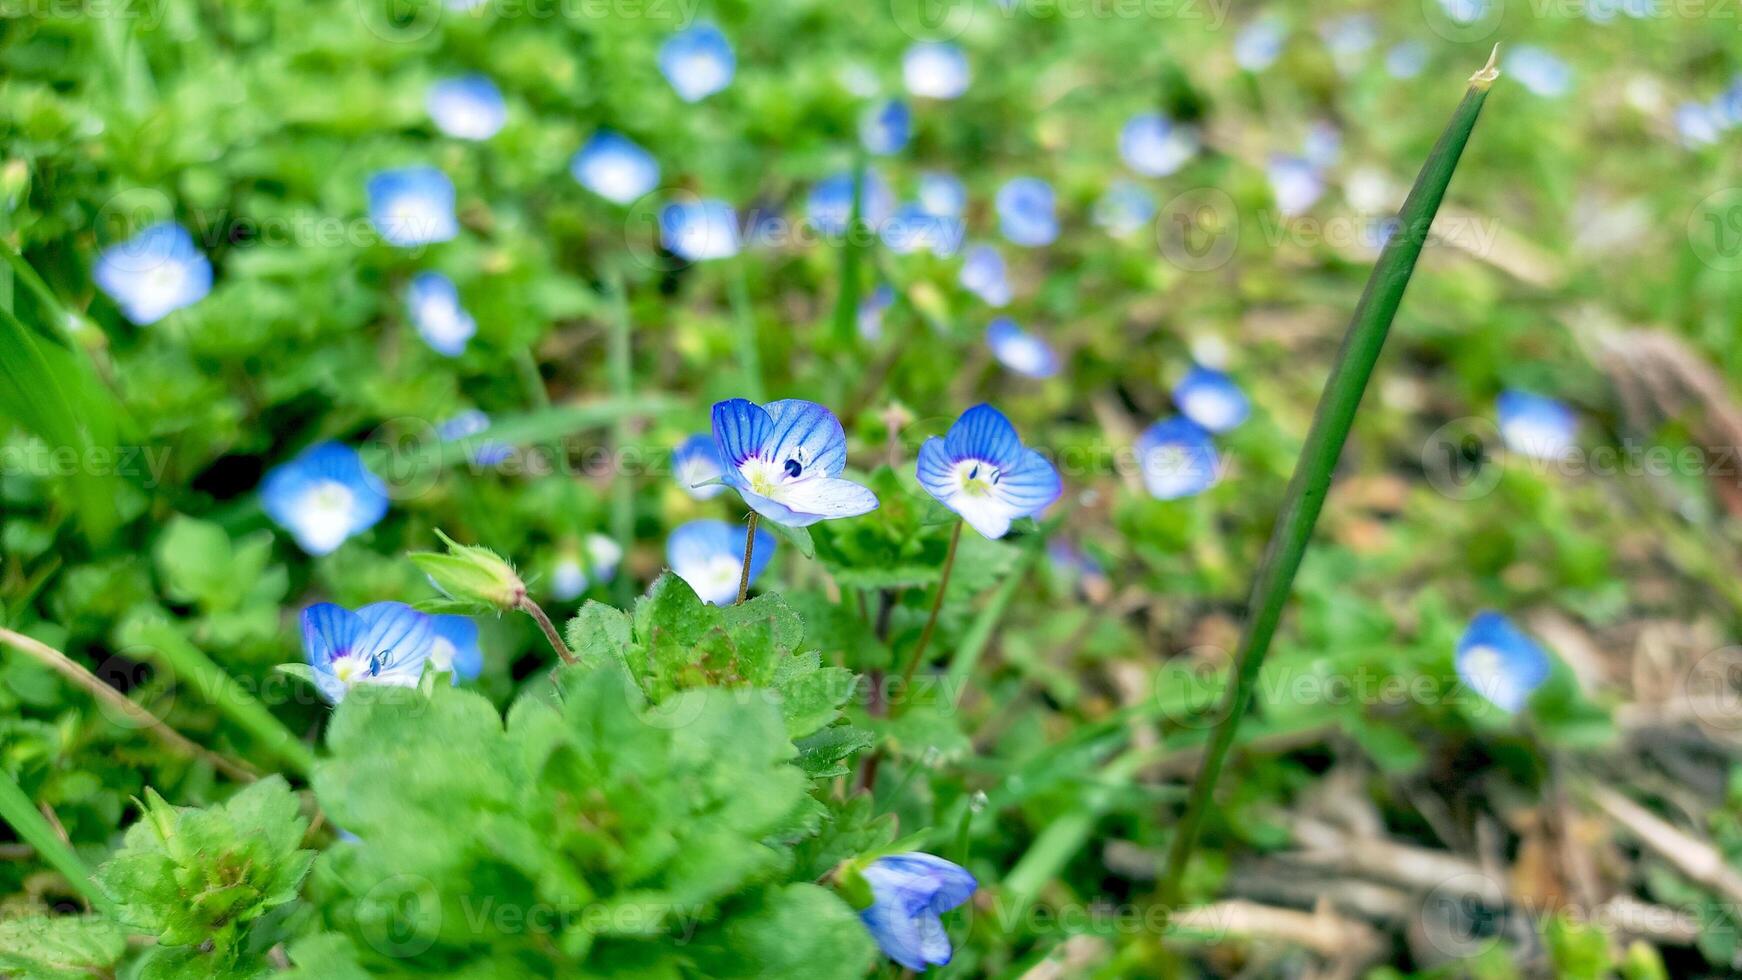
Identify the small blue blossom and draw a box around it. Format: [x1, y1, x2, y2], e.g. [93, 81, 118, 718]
[571, 131, 660, 205]
[996, 177, 1058, 247]
[711, 398, 879, 527]
[439, 410, 512, 466]
[1093, 180, 1157, 237]
[858, 853, 978, 972]
[300, 602, 434, 703]
[1233, 17, 1286, 72]
[917, 172, 966, 218]
[367, 167, 458, 248]
[1119, 114, 1199, 178]
[262, 442, 390, 555]
[405, 271, 476, 357]
[427, 614, 483, 684]
[986, 318, 1059, 379]
[860, 99, 911, 156]
[1135, 417, 1220, 499]
[667, 518, 776, 605]
[917, 405, 1062, 539]
[808, 172, 895, 236]
[548, 534, 624, 601]
[882, 204, 960, 257]
[1268, 155, 1324, 216]
[1456, 611, 1552, 714]
[551, 558, 589, 601]
[1505, 46, 1572, 98]
[858, 284, 896, 342]
[92, 222, 212, 325]
[1497, 389, 1577, 461]
[660, 199, 740, 261]
[960, 244, 1012, 307]
[673, 432, 727, 499]
[1437, 0, 1489, 25]
[659, 24, 734, 102]
[903, 42, 969, 100]
[1676, 102, 1723, 147]
[426, 74, 506, 140]
[1385, 40, 1428, 79]
[1172, 365, 1250, 434]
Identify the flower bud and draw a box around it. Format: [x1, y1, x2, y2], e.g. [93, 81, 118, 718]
[410, 529, 526, 613]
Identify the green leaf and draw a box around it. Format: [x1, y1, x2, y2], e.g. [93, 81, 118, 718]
[694, 884, 877, 980]
[0, 915, 126, 979]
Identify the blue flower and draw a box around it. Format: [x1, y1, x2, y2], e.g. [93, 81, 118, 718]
[1119, 114, 1198, 178]
[858, 284, 896, 342]
[808, 171, 894, 236]
[858, 853, 978, 972]
[405, 272, 476, 356]
[439, 410, 512, 466]
[1302, 120, 1342, 169]
[1318, 14, 1375, 64]
[1456, 611, 1552, 713]
[262, 442, 390, 555]
[673, 432, 727, 499]
[960, 244, 1012, 306]
[1172, 365, 1250, 433]
[660, 199, 740, 261]
[996, 177, 1057, 247]
[659, 24, 734, 102]
[427, 614, 483, 684]
[1267, 155, 1323, 216]
[1135, 417, 1219, 499]
[367, 167, 458, 248]
[882, 205, 960, 257]
[986, 318, 1058, 379]
[903, 42, 969, 100]
[1437, 0, 1490, 25]
[917, 172, 966, 218]
[426, 74, 506, 140]
[300, 602, 434, 703]
[1505, 46, 1572, 98]
[711, 398, 879, 527]
[548, 534, 624, 601]
[667, 519, 776, 605]
[1676, 102, 1722, 147]
[860, 98, 911, 156]
[1385, 40, 1428, 79]
[1093, 180, 1156, 237]
[93, 222, 212, 325]
[1497, 389, 1576, 461]
[571, 130, 660, 204]
[917, 405, 1062, 539]
[1233, 17, 1286, 72]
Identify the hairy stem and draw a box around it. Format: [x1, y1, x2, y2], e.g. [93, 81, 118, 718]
[736, 512, 760, 605]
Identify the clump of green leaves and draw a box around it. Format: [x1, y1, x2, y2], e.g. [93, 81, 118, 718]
[0, 915, 127, 979]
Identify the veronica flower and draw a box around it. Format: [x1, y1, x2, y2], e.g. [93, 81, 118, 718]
[672, 432, 728, 499]
[1497, 389, 1576, 461]
[903, 42, 969, 100]
[860, 99, 911, 156]
[1385, 40, 1428, 79]
[1675, 102, 1722, 147]
[1093, 180, 1157, 237]
[917, 172, 966, 218]
[859, 853, 978, 972]
[547, 534, 624, 601]
[439, 410, 511, 466]
[858, 284, 896, 342]
[917, 405, 1062, 539]
[1268, 155, 1323, 216]
[808, 172, 894, 236]
[985, 318, 1059, 379]
[571, 131, 660, 205]
[1456, 611, 1552, 713]
[960, 244, 1012, 306]
[427, 614, 483, 684]
[93, 222, 212, 325]
[1505, 46, 1572, 98]
[659, 24, 734, 102]
[367, 167, 458, 248]
[426, 74, 506, 140]
[300, 602, 434, 703]
[996, 177, 1057, 247]
[1119, 114, 1199, 178]
[660, 199, 739, 261]
[711, 398, 878, 527]
[1135, 417, 1219, 499]
[1233, 17, 1286, 72]
[1173, 365, 1250, 433]
[882, 205, 960, 257]
[667, 519, 776, 605]
[262, 442, 390, 555]
[405, 272, 476, 356]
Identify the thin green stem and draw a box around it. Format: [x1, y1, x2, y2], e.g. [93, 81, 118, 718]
[736, 512, 760, 605]
[893, 520, 962, 712]
[727, 261, 764, 402]
[518, 596, 577, 664]
[606, 270, 636, 608]
[0, 769, 112, 912]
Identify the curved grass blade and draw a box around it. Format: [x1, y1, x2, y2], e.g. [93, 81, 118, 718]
[0, 768, 113, 913]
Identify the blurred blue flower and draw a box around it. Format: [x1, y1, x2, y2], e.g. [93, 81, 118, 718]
[551, 558, 589, 601]
[917, 404, 1062, 539]
[262, 442, 390, 555]
[1456, 611, 1552, 714]
[549, 534, 624, 601]
[711, 398, 879, 527]
[1267, 155, 1323, 216]
[1385, 40, 1428, 79]
[427, 614, 483, 684]
[917, 172, 966, 218]
[674, 432, 727, 499]
[996, 177, 1057, 247]
[426, 74, 506, 140]
[1715, 77, 1742, 126]
[1173, 365, 1250, 433]
[1233, 17, 1286, 72]
[859, 853, 977, 972]
[1437, 0, 1489, 24]
[405, 271, 476, 357]
[660, 199, 740, 261]
[960, 244, 1012, 306]
[1497, 389, 1576, 461]
[1505, 46, 1572, 98]
[439, 410, 511, 466]
[93, 221, 212, 325]
[1318, 14, 1375, 69]
[861, 98, 911, 156]
[571, 131, 660, 205]
[986, 318, 1059, 379]
[858, 284, 896, 341]
[1093, 180, 1157, 236]
[1135, 417, 1219, 499]
[300, 602, 433, 703]
[903, 42, 969, 100]
[1119, 114, 1199, 177]
[1302, 120, 1342, 169]
[742, 204, 786, 250]
[667, 518, 776, 605]
[882, 204, 960, 257]
[659, 24, 735, 102]
[1676, 102, 1722, 147]
[367, 167, 458, 248]
[808, 171, 894, 236]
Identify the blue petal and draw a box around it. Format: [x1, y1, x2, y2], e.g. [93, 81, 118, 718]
[659, 199, 740, 261]
[426, 74, 506, 140]
[1497, 389, 1576, 460]
[301, 603, 365, 669]
[366, 167, 458, 247]
[92, 222, 213, 325]
[944, 404, 1022, 469]
[1173, 366, 1250, 434]
[1135, 417, 1220, 500]
[986, 319, 1059, 379]
[571, 130, 660, 205]
[959, 244, 1011, 307]
[996, 449, 1063, 517]
[915, 437, 956, 503]
[666, 519, 776, 605]
[354, 601, 435, 678]
[873, 853, 978, 913]
[860, 98, 911, 156]
[673, 433, 727, 499]
[745, 478, 877, 527]
[1119, 113, 1198, 177]
[711, 398, 773, 472]
[1456, 611, 1553, 713]
[903, 42, 970, 100]
[658, 24, 735, 102]
[764, 399, 849, 479]
[996, 177, 1057, 247]
[429, 614, 483, 683]
[260, 442, 390, 555]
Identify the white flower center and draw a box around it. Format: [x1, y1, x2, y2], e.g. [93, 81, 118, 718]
[296, 481, 356, 553]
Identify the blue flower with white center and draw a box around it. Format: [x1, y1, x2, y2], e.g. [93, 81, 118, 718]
[659, 24, 734, 102]
[1135, 417, 1220, 500]
[667, 519, 776, 605]
[860, 99, 911, 156]
[367, 167, 458, 248]
[1233, 17, 1286, 72]
[1497, 389, 1577, 461]
[858, 853, 978, 973]
[551, 558, 588, 601]
[261, 442, 390, 556]
[960, 244, 1012, 307]
[427, 614, 483, 684]
[405, 271, 475, 357]
[858, 284, 895, 342]
[1173, 365, 1250, 434]
[1119, 114, 1199, 178]
[1437, 0, 1489, 25]
[882, 205, 960, 257]
[997, 177, 1057, 248]
[917, 172, 966, 218]
[300, 602, 435, 704]
[1267, 155, 1323, 216]
[808, 172, 894, 236]
[660, 199, 739, 261]
[439, 410, 511, 466]
[673, 432, 727, 499]
[1456, 611, 1552, 714]
[917, 405, 1062, 539]
[903, 42, 969, 100]
[92, 221, 212, 326]
[426, 74, 506, 141]
[1093, 180, 1156, 237]
[711, 398, 879, 527]
[1676, 102, 1722, 147]
[1505, 46, 1572, 98]
[570, 130, 660, 205]
[986, 318, 1058, 379]
[1385, 40, 1428, 79]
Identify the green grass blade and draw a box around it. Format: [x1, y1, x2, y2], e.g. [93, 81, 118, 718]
[829, 152, 869, 350]
[0, 767, 113, 913]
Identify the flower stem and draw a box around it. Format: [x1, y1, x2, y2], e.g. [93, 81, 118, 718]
[605, 267, 636, 608]
[518, 596, 577, 664]
[893, 520, 962, 715]
[736, 512, 760, 605]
